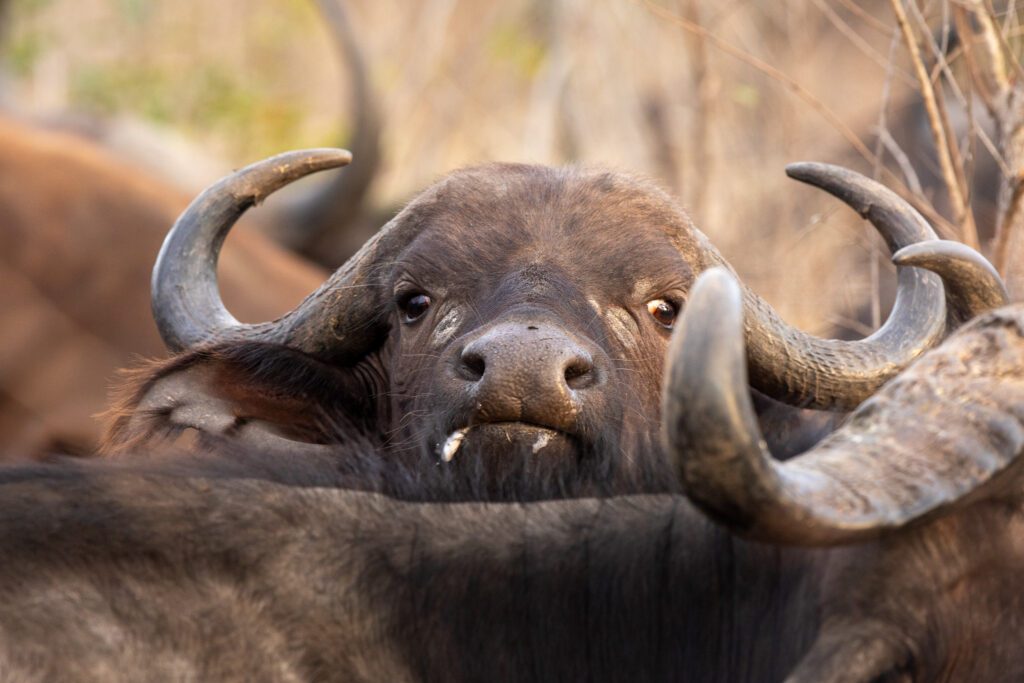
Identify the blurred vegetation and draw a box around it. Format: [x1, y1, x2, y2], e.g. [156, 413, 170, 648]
[2, 0, 1020, 326]
[2, 0, 343, 161]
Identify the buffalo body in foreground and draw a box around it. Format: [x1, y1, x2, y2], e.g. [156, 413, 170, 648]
[0, 260, 1021, 681]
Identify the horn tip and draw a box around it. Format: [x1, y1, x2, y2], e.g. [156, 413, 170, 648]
[892, 239, 1002, 279]
[892, 239, 958, 267]
[263, 148, 353, 176]
[297, 147, 353, 170]
[691, 267, 741, 304]
[784, 161, 836, 183]
[231, 148, 354, 200]
[692, 266, 741, 294]
[892, 240, 1010, 312]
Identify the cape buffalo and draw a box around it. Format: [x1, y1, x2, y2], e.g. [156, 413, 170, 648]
[0, 252, 1019, 681]
[103, 148, 1000, 504]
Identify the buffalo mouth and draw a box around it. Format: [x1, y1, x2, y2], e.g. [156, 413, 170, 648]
[437, 422, 576, 463]
[424, 419, 670, 501]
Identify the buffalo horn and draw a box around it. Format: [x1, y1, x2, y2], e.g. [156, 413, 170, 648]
[152, 149, 351, 352]
[704, 163, 947, 411]
[893, 239, 1009, 322]
[663, 267, 1024, 545]
[153, 148, 437, 363]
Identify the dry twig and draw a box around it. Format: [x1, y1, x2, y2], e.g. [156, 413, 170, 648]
[811, 0, 915, 86]
[832, 0, 899, 36]
[643, 0, 875, 162]
[642, 0, 960, 238]
[891, 0, 979, 247]
[907, 1, 980, 226]
[867, 29, 905, 330]
[955, 0, 1024, 294]
[683, 0, 714, 222]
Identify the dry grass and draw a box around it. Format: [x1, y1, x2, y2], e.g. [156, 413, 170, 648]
[3, 0, 1019, 327]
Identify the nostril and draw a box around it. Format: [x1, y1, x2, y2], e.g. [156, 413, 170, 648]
[563, 357, 594, 389]
[459, 350, 486, 381]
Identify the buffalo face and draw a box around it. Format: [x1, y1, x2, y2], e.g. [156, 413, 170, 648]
[376, 165, 699, 494]
[111, 150, 964, 501]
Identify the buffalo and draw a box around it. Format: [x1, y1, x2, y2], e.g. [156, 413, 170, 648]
[0, 0, 378, 458]
[0, 242, 1018, 680]
[98, 148, 1003, 507]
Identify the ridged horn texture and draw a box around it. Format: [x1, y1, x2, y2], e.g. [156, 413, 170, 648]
[893, 239, 1009, 322]
[663, 268, 1024, 545]
[704, 162, 947, 412]
[152, 149, 351, 353]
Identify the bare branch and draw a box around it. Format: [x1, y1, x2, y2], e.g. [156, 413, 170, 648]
[810, 0, 916, 87]
[876, 127, 927, 196]
[890, 0, 978, 246]
[831, 0, 897, 36]
[982, 0, 1023, 84]
[954, 1, 1022, 101]
[642, 0, 876, 164]
[683, 0, 714, 223]
[1001, 0, 1019, 34]
[868, 28, 905, 330]
[908, 7, 1011, 176]
[643, 0, 961, 239]
[908, 1, 974, 202]
[953, 0, 1024, 295]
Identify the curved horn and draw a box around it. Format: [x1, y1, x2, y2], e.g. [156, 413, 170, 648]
[154, 148, 430, 363]
[152, 148, 351, 352]
[278, 0, 382, 262]
[663, 268, 1024, 545]
[893, 239, 1009, 322]
[702, 162, 947, 411]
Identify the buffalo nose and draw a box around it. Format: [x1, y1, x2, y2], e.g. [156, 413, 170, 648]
[455, 322, 599, 428]
[459, 324, 596, 389]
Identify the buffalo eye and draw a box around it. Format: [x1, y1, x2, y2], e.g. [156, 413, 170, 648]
[399, 293, 432, 323]
[646, 298, 678, 329]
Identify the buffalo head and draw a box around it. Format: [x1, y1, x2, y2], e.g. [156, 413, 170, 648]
[106, 149, 999, 499]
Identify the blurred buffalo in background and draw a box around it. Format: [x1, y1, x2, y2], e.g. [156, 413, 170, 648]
[0, 0, 380, 456]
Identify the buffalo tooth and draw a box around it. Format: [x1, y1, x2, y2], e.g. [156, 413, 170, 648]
[532, 432, 552, 454]
[440, 428, 469, 462]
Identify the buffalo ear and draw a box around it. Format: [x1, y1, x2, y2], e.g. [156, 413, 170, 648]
[101, 343, 377, 456]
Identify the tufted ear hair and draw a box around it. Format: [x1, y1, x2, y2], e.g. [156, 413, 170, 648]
[100, 342, 381, 457]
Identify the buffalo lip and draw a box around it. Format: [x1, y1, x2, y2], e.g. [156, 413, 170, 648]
[437, 423, 571, 462]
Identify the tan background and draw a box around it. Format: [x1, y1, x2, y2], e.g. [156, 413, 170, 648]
[0, 0, 980, 331]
